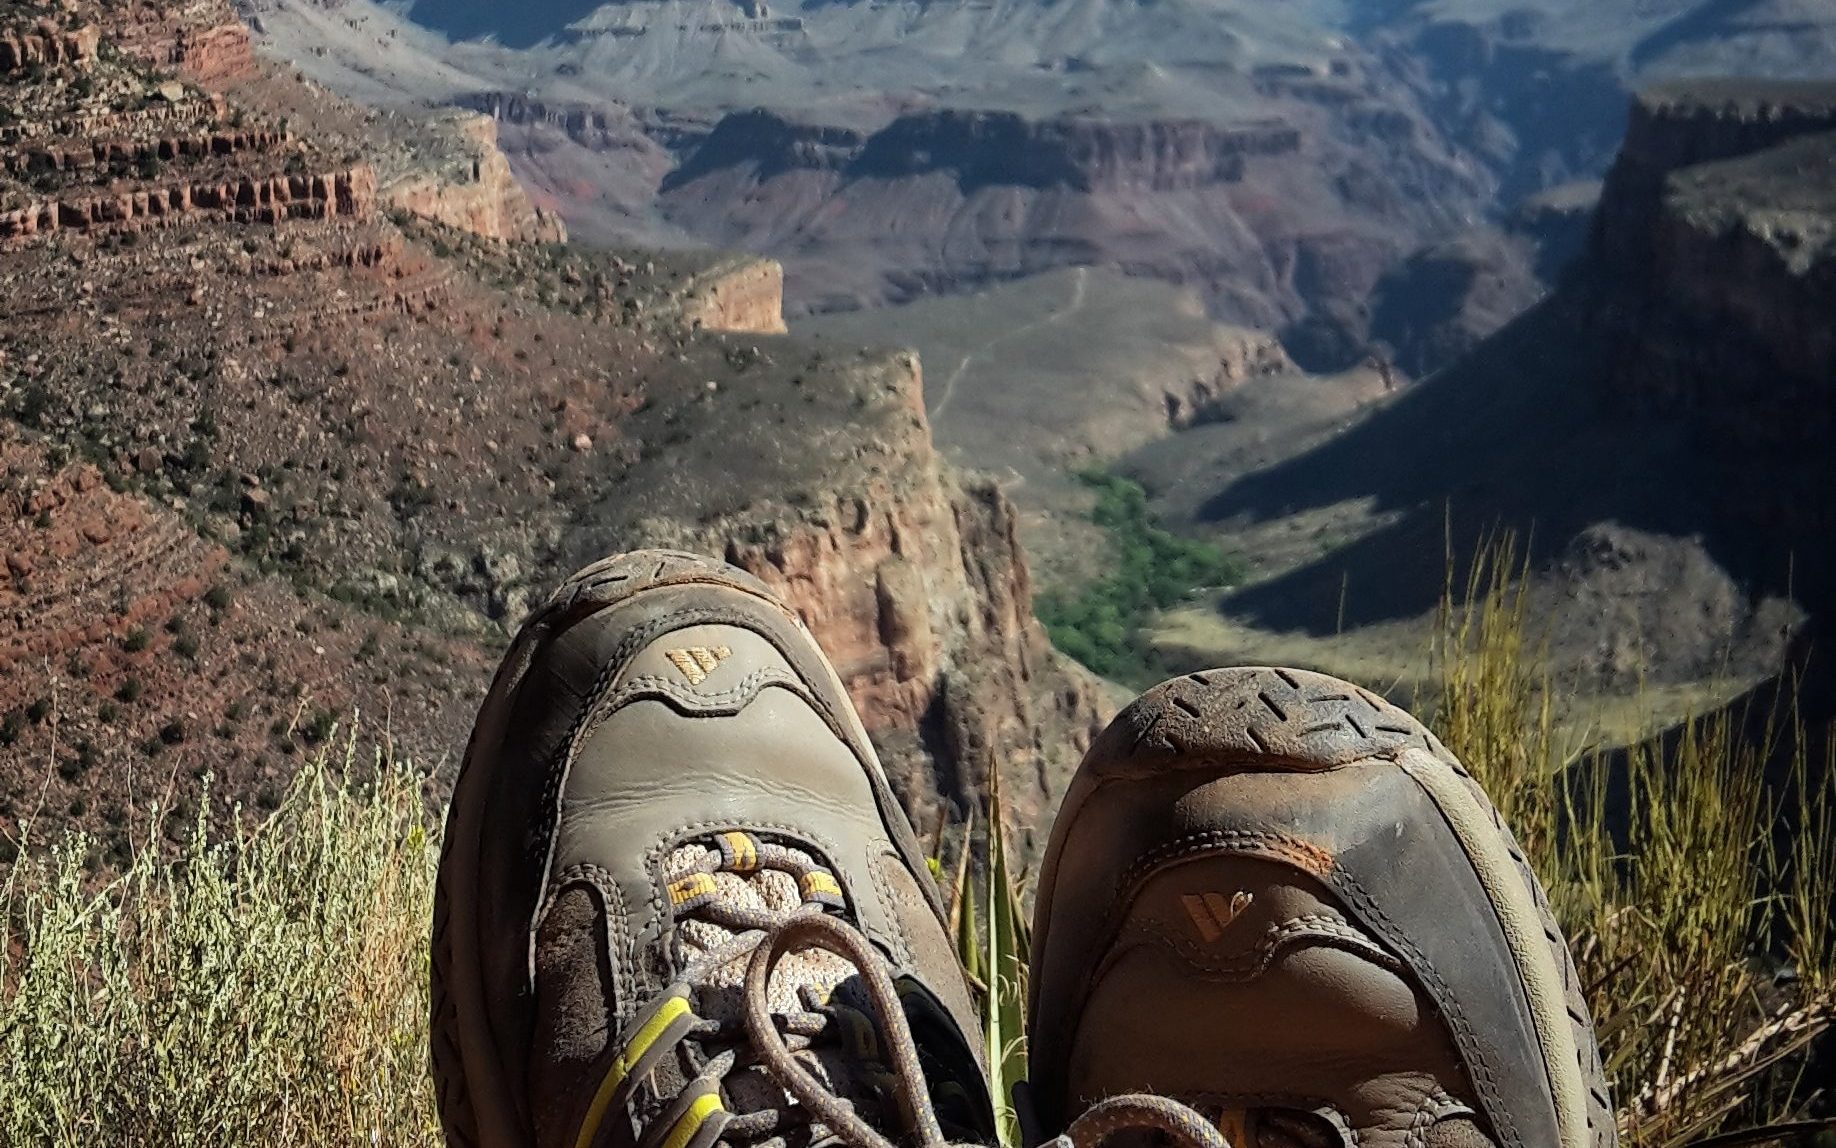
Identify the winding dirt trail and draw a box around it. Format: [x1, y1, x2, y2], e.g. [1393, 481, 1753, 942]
[928, 266, 1089, 424]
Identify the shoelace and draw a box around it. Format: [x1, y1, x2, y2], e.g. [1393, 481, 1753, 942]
[575, 832, 1231, 1148]
[1044, 1096, 1232, 1148]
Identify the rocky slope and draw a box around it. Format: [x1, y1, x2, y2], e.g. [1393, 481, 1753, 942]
[0, 422, 487, 859]
[0, 0, 1106, 860]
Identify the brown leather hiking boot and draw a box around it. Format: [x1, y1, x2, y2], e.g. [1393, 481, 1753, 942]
[1026, 668, 1615, 1148]
[431, 550, 993, 1148]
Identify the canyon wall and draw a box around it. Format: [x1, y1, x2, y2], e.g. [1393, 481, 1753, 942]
[1581, 81, 1836, 596]
[469, 81, 1489, 329]
[614, 348, 1110, 833]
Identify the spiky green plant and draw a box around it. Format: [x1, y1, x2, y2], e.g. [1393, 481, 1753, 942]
[943, 779, 1031, 1148]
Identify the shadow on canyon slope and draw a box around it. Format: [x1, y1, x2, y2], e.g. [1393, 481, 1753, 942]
[1194, 297, 1810, 637]
[400, 0, 602, 46]
[1630, 0, 1783, 69]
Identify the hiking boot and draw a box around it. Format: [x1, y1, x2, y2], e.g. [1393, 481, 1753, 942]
[1026, 668, 1615, 1148]
[431, 550, 993, 1148]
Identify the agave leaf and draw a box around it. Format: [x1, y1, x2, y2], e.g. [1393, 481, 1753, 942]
[984, 766, 1028, 1148]
[953, 808, 981, 988]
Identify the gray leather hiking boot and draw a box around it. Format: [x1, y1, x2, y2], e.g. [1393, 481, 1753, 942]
[1027, 668, 1615, 1148]
[431, 550, 993, 1148]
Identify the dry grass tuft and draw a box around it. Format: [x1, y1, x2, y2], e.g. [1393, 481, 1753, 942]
[1431, 534, 1835, 1147]
[0, 742, 442, 1148]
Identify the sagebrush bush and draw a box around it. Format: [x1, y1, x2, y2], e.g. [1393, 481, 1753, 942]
[0, 745, 442, 1148]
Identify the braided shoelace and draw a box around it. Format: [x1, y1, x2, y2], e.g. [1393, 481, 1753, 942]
[575, 831, 1230, 1148]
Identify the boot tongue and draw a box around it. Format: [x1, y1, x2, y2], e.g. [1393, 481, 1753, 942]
[666, 840, 860, 1012]
[661, 842, 891, 1145]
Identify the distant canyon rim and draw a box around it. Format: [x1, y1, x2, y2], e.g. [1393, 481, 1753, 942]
[241, 0, 1833, 375]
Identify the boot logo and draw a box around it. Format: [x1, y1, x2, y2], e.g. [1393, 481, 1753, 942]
[664, 646, 733, 685]
[1180, 891, 1254, 943]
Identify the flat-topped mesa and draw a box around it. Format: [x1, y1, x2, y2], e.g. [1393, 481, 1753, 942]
[664, 107, 1304, 195]
[678, 257, 788, 335]
[1578, 80, 1836, 559]
[0, 164, 377, 244]
[1592, 81, 1836, 266]
[0, 22, 100, 72]
[853, 110, 1304, 193]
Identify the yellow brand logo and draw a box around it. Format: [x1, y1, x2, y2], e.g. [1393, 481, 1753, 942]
[664, 646, 733, 685]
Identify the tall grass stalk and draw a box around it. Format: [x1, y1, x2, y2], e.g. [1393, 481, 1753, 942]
[0, 742, 442, 1148]
[1431, 535, 1836, 1147]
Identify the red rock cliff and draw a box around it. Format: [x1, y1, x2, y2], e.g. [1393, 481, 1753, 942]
[383, 112, 568, 245]
[620, 350, 1109, 835]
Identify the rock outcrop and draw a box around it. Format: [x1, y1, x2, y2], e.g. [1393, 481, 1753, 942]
[0, 22, 100, 72]
[1579, 80, 1836, 597]
[0, 165, 375, 243]
[382, 112, 567, 246]
[1591, 82, 1836, 272]
[1159, 327, 1295, 430]
[116, 1, 256, 85]
[602, 349, 1108, 831]
[1586, 82, 1836, 418]
[679, 257, 789, 335]
[4, 127, 288, 176]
